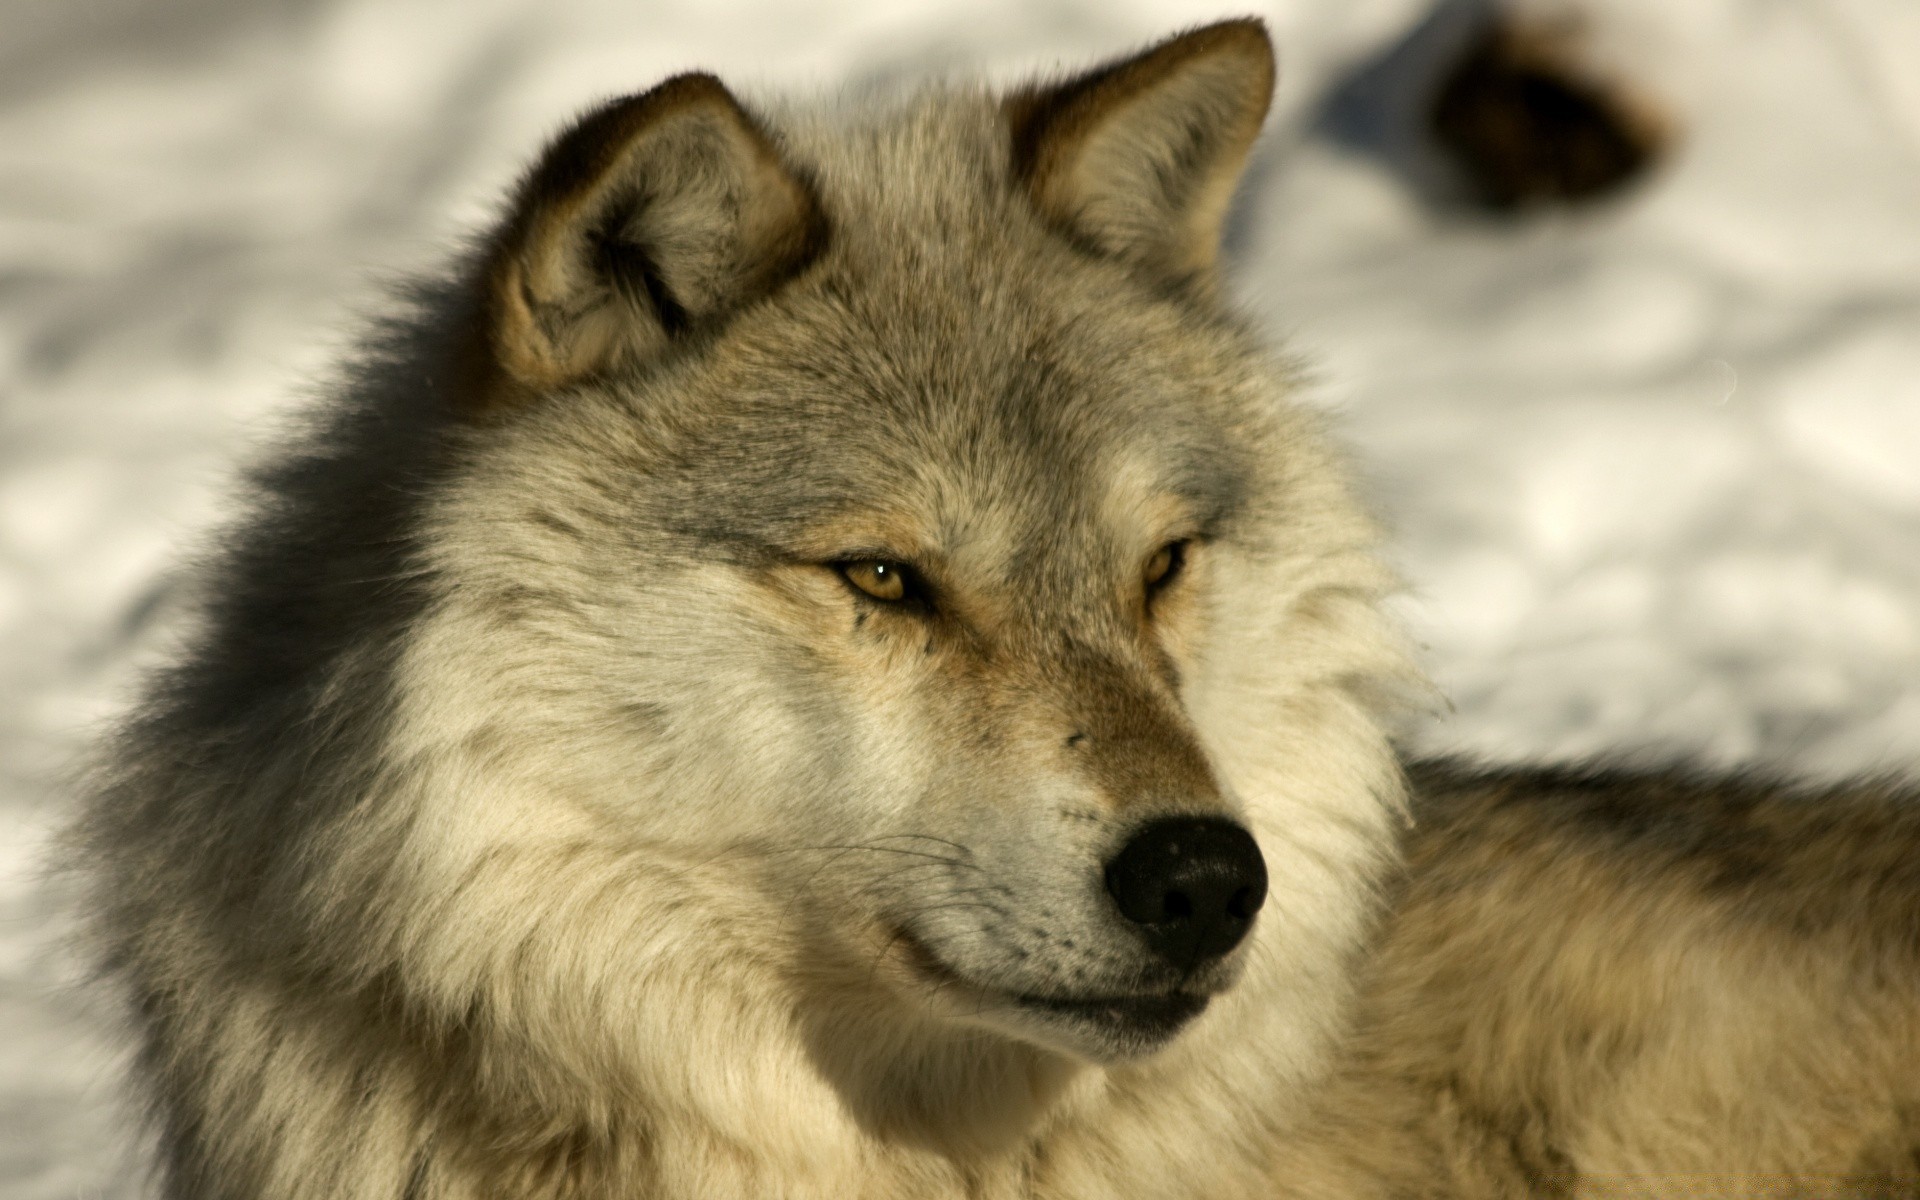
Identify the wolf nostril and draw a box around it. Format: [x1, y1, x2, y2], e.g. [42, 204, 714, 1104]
[1227, 886, 1259, 920]
[1104, 817, 1267, 968]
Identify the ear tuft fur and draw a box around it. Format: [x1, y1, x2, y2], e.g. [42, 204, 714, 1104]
[483, 73, 825, 398]
[1007, 19, 1275, 292]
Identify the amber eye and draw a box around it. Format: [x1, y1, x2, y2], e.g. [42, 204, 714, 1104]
[1144, 540, 1188, 594]
[839, 559, 918, 604]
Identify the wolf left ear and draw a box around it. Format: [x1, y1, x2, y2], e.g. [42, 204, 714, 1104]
[482, 73, 824, 395]
[1007, 19, 1275, 292]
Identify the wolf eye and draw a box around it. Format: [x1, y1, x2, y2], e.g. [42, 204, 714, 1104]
[1144, 540, 1188, 595]
[838, 559, 921, 604]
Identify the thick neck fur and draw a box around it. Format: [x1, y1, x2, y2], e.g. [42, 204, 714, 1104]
[339, 808, 1396, 1200]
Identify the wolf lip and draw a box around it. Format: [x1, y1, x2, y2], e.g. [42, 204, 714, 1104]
[893, 928, 1210, 1038]
[1013, 989, 1210, 1037]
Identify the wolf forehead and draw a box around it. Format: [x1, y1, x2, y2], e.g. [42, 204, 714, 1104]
[606, 297, 1273, 563]
[468, 23, 1291, 554]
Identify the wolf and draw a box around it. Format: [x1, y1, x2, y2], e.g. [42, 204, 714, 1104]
[74, 18, 1920, 1199]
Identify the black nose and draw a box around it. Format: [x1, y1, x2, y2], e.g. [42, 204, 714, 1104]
[1103, 817, 1267, 968]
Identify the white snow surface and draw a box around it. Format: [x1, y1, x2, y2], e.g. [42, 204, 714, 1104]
[2, 0, 1916, 1193]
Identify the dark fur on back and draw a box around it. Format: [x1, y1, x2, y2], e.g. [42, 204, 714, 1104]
[1413, 760, 1920, 938]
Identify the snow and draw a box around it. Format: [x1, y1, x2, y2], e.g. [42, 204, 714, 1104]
[1254, 0, 1920, 773]
[2, 0, 1915, 1192]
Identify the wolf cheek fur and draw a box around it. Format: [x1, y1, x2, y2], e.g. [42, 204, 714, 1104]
[75, 18, 1920, 1200]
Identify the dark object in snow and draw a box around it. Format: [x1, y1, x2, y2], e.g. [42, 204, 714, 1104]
[1427, 22, 1661, 210]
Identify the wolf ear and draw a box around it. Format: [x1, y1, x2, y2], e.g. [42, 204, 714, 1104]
[483, 74, 824, 393]
[1007, 20, 1274, 291]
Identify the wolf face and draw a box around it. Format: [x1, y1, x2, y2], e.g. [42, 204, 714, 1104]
[390, 24, 1411, 1079]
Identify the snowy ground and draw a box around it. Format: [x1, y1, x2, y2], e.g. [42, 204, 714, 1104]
[3, 0, 1916, 1193]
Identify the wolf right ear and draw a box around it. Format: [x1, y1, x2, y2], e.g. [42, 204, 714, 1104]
[481, 74, 824, 395]
[1006, 20, 1274, 294]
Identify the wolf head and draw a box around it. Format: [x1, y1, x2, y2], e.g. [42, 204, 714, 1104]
[375, 17, 1413, 1155]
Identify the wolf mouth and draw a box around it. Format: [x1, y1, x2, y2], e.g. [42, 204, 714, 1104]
[1012, 989, 1211, 1039]
[894, 926, 1211, 1040]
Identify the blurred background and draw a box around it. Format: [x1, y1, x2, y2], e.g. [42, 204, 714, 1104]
[3, 0, 1917, 1193]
